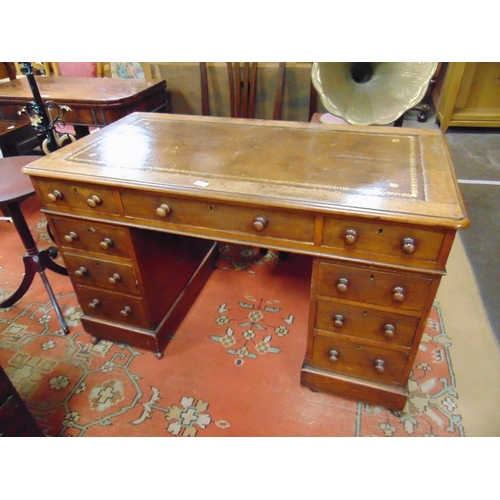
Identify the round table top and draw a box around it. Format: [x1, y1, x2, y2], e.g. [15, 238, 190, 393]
[0, 155, 37, 204]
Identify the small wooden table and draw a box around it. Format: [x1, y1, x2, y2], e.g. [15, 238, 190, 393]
[22, 113, 469, 411]
[0, 76, 168, 138]
[0, 156, 69, 333]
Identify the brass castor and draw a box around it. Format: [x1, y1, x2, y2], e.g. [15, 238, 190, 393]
[91, 335, 100, 345]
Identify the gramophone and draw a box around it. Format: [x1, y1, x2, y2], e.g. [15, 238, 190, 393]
[311, 62, 438, 126]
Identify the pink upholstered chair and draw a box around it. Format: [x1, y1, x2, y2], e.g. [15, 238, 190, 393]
[53, 62, 111, 78]
[55, 62, 99, 77]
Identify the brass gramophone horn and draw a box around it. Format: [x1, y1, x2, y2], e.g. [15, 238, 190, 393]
[311, 62, 438, 126]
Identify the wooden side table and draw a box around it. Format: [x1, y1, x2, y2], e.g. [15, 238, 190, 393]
[0, 156, 69, 333]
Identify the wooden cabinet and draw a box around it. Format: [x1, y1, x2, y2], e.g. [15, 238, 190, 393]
[24, 113, 468, 411]
[432, 62, 500, 132]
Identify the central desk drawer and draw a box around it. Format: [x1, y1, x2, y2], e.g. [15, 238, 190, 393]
[120, 190, 315, 243]
[76, 285, 152, 328]
[64, 253, 140, 295]
[49, 216, 131, 259]
[317, 261, 433, 312]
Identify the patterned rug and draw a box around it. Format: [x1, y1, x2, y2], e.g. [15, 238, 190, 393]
[0, 197, 465, 436]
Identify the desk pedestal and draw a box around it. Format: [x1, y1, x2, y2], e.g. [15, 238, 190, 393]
[80, 242, 218, 358]
[45, 211, 218, 359]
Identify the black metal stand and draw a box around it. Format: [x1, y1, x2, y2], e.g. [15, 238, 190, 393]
[17, 62, 76, 257]
[17, 62, 75, 154]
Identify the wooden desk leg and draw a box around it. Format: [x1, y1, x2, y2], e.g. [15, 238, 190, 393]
[0, 202, 69, 334]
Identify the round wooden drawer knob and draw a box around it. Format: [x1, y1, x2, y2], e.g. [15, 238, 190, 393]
[108, 273, 121, 285]
[336, 278, 349, 293]
[155, 204, 171, 217]
[328, 349, 339, 362]
[100, 238, 114, 250]
[383, 324, 396, 338]
[374, 359, 385, 373]
[74, 267, 88, 278]
[64, 231, 78, 243]
[47, 190, 63, 203]
[402, 237, 416, 254]
[86, 194, 102, 208]
[392, 286, 406, 302]
[88, 299, 100, 309]
[333, 314, 345, 328]
[120, 306, 132, 317]
[344, 229, 358, 245]
[252, 216, 268, 232]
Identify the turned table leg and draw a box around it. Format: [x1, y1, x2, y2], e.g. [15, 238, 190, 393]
[0, 201, 69, 334]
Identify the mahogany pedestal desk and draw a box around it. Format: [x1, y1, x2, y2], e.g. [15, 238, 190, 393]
[22, 113, 469, 411]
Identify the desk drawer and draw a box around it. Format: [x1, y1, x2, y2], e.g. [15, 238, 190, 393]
[322, 217, 446, 266]
[35, 179, 120, 216]
[311, 332, 409, 387]
[76, 285, 152, 328]
[120, 190, 315, 244]
[49, 216, 131, 259]
[315, 299, 419, 347]
[64, 253, 140, 295]
[317, 261, 432, 312]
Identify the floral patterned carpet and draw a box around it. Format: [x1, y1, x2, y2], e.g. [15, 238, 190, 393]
[0, 196, 465, 436]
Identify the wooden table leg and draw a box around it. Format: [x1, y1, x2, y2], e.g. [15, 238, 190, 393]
[0, 201, 69, 333]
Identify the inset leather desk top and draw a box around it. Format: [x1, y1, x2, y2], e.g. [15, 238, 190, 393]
[23, 112, 469, 229]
